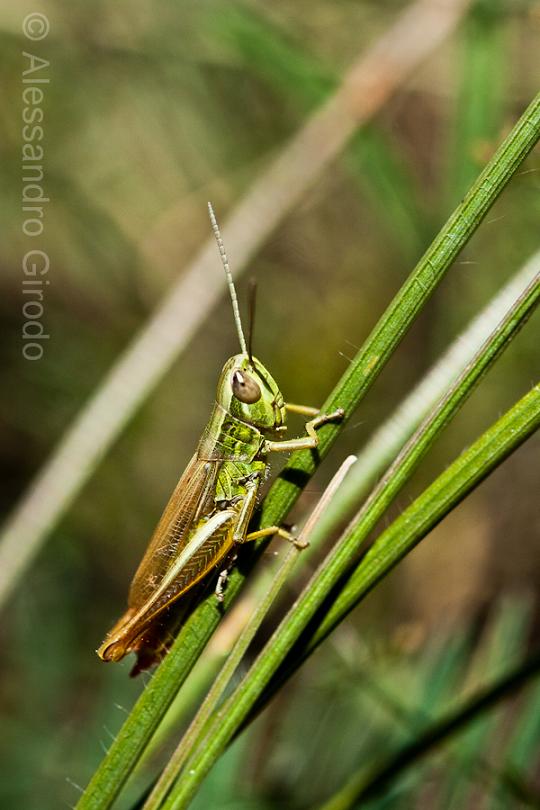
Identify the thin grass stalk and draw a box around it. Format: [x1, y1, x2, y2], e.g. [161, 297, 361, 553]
[157, 291, 540, 807]
[257, 93, 540, 530]
[0, 0, 471, 613]
[76, 92, 540, 810]
[143, 456, 356, 809]
[288, 270, 540, 641]
[317, 649, 540, 810]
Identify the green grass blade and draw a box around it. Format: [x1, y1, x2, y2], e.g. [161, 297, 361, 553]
[258, 89, 540, 554]
[76, 91, 540, 810]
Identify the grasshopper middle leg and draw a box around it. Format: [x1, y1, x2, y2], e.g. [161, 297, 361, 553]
[231, 475, 308, 549]
[243, 525, 308, 550]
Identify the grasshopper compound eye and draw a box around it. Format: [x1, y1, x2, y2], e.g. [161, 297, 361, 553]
[231, 370, 261, 404]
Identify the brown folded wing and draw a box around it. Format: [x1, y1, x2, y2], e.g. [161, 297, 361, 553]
[127, 454, 220, 610]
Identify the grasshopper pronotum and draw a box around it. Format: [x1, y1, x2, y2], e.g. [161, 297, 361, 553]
[97, 204, 343, 671]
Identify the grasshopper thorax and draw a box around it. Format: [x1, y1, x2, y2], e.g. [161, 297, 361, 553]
[216, 353, 286, 434]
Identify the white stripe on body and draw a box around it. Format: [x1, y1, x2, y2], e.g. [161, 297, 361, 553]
[111, 509, 236, 644]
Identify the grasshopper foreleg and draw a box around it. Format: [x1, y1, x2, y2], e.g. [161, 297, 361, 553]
[285, 403, 320, 417]
[263, 406, 344, 454]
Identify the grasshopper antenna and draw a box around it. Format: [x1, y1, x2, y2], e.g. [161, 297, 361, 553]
[247, 277, 257, 363]
[208, 202, 247, 356]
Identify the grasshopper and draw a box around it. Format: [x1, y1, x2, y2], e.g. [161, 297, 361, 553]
[97, 204, 343, 670]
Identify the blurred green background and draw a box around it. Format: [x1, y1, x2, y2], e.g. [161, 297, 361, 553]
[1, 1, 539, 807]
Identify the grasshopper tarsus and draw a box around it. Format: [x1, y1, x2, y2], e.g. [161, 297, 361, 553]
[316, 407, 345, 425]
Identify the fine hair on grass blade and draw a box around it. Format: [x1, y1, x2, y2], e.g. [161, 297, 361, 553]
[75, 90, 540, 810]
[143, 456, 356, 810]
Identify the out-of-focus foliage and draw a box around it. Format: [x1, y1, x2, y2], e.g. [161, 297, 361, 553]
[0, 1, 539, 808]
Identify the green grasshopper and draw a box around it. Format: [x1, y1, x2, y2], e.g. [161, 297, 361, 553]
[98, 204, 343, 670]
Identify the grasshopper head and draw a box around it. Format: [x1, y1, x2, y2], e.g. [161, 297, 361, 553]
[217, 354, 286, 433]
[208, 205, 286, 433]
